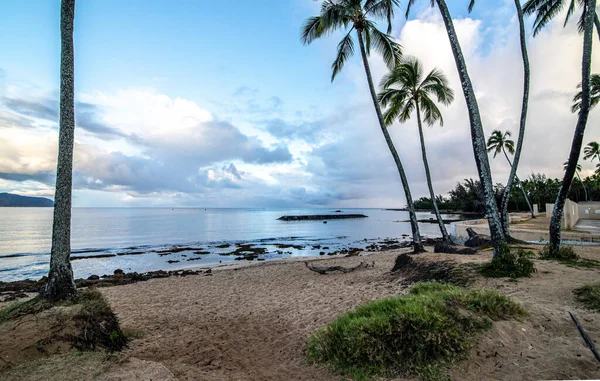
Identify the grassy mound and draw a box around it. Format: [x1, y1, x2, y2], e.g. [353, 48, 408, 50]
[539, 244, 579, 261]
[480, 244, 536, 278]
[0, 289, 127, 368]
[307, 282, 524, 380]
[574, 282, 600, 312]
[390, 254, 473, 286]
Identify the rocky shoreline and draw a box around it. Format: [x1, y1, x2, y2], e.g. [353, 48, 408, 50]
[277, 214, 368, 221]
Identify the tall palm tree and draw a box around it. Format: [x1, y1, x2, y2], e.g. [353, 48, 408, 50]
[572, 74, 600, 112]
[563, 160, 588, 201]
[469, 0, 531, 237]
[525, 0, 597, 255]
[301, 0, 426, 253]
[405, 0, 506, 255]
[44, 0, 77, 301]
[583, 141, 600, 161]
[378, 57, 453, 242]
[523, 0, 600, 40]
[487, 131, 535, 218]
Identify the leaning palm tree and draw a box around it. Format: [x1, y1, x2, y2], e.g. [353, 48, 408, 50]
[487, 131, 535, 218]
[378, 57, 453, 242]
[583, 141, 600, 161]
[301, 0, 425, 253]
[44, 0, 77, 301]
[405, 0, 506, 254]
[469, 0, 531, 238]
[523, 0, 600, 40]
[525, 0, 597, 255]
[563, 161, 588, 201]
[572, 74, 600, 112]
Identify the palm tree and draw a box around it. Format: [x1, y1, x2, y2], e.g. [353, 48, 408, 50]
[583, 141, 600, 161]
[378, 57, 453, 242]
[44, 0, 77, 301]
[405, 0, 506, 255]
[487, 131, 535, 218]
[525, 0, 597, 255]
[563, 160, 588, 201]
[523, 0, 600, 40]
[572, 74, 600, 112]
[469, 0, 531, 238]
[301, 0, 426, 253]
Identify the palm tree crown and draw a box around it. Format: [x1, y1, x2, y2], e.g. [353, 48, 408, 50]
[378, 56, 454, 126]
[301, 0, 402, 81]
[573, 74, 600, 112]
[523, 0, 599, 37]
[487, 130, 515, 158]
[584, 141, 600, 161]
[563, 160, 583, 172]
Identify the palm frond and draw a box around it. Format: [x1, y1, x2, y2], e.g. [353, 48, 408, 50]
[468, 0, 476, 13]
[419, 94, 444, 126]
[331, 30, 355, 82]
[382, 94, 407, 126]
[420, 68, 454, 105]
[366, 23, 402, 70]
[365, 0, 400, 34]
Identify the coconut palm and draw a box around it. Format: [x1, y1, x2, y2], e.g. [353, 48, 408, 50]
[563, 161, 588, 201]
[378, 57, 453, 242]
[301, 0, 426, 252]
[525, 0, 597, 254]
[405, 0, 506, 255]
[584, 141, 600, 161]
[487, 131, 535, 218]
[469, 0, 532, 237]
[44, 0, 77, 301]
[572, 74, 600, 112]
[523, 0, 600, 39]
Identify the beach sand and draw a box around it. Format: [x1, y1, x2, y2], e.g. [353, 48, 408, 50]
[3, 245, 600, 380]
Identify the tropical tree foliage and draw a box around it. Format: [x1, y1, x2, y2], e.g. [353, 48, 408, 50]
[378, 56, 454, 242]
[572, 74, 600, 112]
[487, 130, 535, 217]
[301, 0, 426, 252]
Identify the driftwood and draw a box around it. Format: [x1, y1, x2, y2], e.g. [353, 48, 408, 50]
[305, 261, 371, 274]
[569, 311, 600, 362]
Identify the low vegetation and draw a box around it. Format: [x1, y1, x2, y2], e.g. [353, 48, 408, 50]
[306, 282, 525, 380]
[479, 244, 536, 278]
[0, 289, 127, 352]
[538, 244, 600, 268]
[574, 282, 600, 312]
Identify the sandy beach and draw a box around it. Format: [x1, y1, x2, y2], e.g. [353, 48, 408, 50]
[3, 244, 600, 380]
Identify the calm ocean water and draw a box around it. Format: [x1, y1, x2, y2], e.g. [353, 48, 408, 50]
[0, 208, 455, 281]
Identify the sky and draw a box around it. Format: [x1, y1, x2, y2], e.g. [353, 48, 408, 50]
[0, 0, 599, 208]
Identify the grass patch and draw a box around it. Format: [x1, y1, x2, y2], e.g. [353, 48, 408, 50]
[122, 327, 146, 340]
[479, 244, 536, 278]
[538, 244, 600, 269]
[574, 282, 600, 312]
[306, 282, 524, 380]
[0, 289, 127, 351]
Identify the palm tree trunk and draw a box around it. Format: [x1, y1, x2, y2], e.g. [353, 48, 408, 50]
[356, 29, 424, 253]
[44, 0, 77, 301]
[576, 172, 588, 201]
[503, 149, 535, 218]
[415, 102, 450, 242]
[550, 0, 596, 254]
[435, 0, 505, 255]
[501, 0, 532, 235]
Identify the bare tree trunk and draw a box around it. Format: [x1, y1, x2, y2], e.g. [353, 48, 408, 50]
[356, 30, 425, 253]
[44, 0, 77, 301]
[501, 0, 532, 234]
[550, 0, 596, 254]
[415, 102, 450, 242]
[435, 0, 505, 255]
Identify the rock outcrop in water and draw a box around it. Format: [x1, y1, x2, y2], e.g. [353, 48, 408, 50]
[278, 214, 368, 221]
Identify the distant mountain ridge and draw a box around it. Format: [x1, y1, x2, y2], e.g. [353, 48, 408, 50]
[0, 193, 54, 207]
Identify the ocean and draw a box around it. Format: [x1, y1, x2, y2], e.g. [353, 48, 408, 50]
[0, 207, 457, 281]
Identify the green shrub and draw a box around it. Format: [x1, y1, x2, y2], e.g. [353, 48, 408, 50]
[574, 282, 600, 312]
[539, 244, 579, 261]
[307, 282, 524, 380]
[479, 244, 536, 278]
